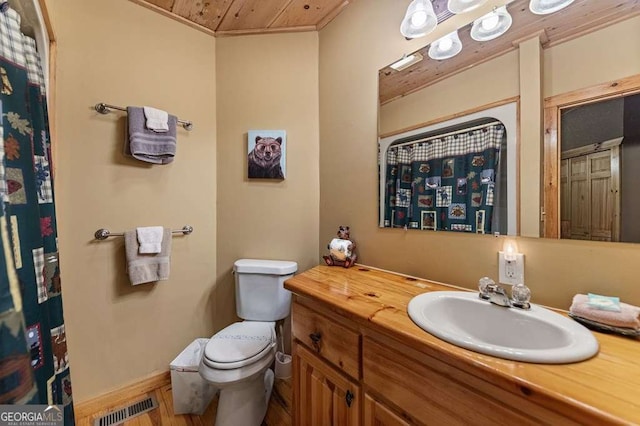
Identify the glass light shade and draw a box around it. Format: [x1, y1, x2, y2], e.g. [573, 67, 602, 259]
[470, 6, 513, 41]
[529, 0, 575, 15]
[447, 0, 488, 14]
[401, 0, 438, 39]
[428, 31, 462, 60]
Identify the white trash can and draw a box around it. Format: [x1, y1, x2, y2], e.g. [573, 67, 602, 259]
[169, 338, 217, 415]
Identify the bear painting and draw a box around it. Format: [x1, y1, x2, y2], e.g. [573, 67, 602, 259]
[247, 132, 286, 179]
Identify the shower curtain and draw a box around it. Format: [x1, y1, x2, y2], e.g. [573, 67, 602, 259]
[0, 7, 74, 423]
[384, 124, 505, 233]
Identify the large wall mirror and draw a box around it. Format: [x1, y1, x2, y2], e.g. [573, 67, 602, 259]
[378, 0, 640, 240]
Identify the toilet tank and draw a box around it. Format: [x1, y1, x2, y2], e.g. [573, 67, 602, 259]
[234, 259, 298, 321]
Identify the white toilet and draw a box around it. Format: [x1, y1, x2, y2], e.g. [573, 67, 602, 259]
[199, 259, 297, 426]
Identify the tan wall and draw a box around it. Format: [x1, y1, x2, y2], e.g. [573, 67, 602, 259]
[215, 32, 320, 344]
[544, 15, 640, 97]
[320, 0, 640, 309]
[49, 0, 217, 401]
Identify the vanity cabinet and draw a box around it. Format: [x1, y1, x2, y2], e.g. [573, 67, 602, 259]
[287, 266, 640, 425]
[292, 298, 578, 425]
[292, 299, 412, 425]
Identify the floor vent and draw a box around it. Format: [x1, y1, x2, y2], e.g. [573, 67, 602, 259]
[93, 395, 158, 426]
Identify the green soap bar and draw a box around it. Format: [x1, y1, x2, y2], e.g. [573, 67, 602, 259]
[587, 293, 621, 312]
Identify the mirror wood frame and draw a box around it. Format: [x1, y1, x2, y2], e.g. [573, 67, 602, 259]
[542, 73, 640, 239]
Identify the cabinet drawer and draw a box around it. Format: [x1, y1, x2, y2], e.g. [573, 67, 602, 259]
[292, 301, 361, 379]
[363, 337, 579, 426]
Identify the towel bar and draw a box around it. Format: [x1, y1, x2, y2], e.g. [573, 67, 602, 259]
[94, 225, 193, 240]
[95, 102, 194, 131]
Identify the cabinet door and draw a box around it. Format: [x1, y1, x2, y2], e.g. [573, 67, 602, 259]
[364, 394, 411, 426]
[294, 342, 360, 426]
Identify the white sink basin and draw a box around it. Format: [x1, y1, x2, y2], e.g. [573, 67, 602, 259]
[407, 291, 599, 364]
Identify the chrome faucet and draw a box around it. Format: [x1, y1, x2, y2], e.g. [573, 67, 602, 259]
[486, 283, 512, 307]
[478, 277, 531, 310]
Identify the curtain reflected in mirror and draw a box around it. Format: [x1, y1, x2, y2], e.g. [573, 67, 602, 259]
[560, 93, 640, 242]
[382, 121, 507, 234]
[379, 102, 518, 235]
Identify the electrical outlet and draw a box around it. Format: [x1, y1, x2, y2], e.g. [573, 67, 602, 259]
[498, 252, 524, 285]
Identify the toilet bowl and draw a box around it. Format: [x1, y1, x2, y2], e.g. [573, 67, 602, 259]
[199, 321, 277, 426]
[198, 259, 297, 426]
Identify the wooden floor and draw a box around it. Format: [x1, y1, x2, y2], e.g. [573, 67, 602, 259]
[76, 376, 292, 426]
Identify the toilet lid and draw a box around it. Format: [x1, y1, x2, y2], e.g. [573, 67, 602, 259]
[204, 322, 275, 367]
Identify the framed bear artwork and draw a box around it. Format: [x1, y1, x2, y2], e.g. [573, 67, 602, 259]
[247, 130, 287, 179]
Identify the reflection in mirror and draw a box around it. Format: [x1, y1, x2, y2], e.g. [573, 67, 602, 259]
[381, 0, 640, 241]
[379, 102, 517, 235]
[560, 93, 640, 243]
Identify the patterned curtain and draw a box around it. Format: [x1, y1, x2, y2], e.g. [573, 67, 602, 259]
[384, 124, 505, 234]
[0, 7, 74, 423]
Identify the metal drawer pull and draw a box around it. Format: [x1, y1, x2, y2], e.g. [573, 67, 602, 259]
[345, 390, 354, 407]
[309, 332, 322, 352]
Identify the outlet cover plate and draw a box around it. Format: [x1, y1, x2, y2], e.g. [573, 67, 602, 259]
[498, 252, 524, 285]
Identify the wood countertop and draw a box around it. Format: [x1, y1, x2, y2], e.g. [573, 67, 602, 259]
[284, 265, 640, 425]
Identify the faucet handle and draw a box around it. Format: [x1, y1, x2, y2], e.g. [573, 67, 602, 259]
[511, 283, 531, 310]
[478, 277, 495, 300]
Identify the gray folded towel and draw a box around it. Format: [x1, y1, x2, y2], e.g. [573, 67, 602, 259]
[127, 106, 177, 164]
[125, 227, 172, 285]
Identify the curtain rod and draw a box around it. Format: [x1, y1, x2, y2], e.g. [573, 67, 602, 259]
[390, 120, 503, 149]
[95, 103, 194, 131]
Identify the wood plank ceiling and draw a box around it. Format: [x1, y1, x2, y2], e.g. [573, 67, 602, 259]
[380, 0, 640, 105]
[130, 0, 353, 36]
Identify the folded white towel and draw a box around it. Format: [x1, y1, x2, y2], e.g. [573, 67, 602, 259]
[137, 226, 164, 254]
[125, 228, 172, 285]
[143, 106, 169, 132]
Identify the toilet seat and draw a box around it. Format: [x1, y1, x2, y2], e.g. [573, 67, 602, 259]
[203, 321, 275, 370]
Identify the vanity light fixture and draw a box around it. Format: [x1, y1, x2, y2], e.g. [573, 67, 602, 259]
[447, 0, 488, 14]
[529, 0, 575, 15]
[470, 6, 512, 41]
[389, 52, 424, 71]
[428, 30, 462, 60]
[400, 0, 438, 39]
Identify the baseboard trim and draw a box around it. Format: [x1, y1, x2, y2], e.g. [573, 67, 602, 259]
[74, 371, 170, 420]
